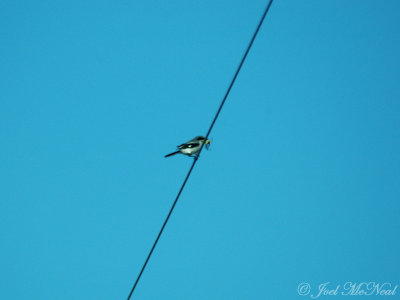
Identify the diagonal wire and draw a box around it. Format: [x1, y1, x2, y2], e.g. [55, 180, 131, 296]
[126, 157, 198, 300]
[203, 0, 274, 143]
[126, 1, 274, 299]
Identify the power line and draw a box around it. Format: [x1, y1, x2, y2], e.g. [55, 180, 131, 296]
[203, 0, 274, 142]
[126, 1, 274, 299]
[126, 158, 198, 300]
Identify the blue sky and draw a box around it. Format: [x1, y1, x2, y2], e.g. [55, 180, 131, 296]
[1, 0, 399, 299]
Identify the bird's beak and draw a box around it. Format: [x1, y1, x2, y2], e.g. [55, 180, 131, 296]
[205, 139, 211, 150]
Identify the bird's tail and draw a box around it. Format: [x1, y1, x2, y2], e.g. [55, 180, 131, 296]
[164, 151, 180, 158]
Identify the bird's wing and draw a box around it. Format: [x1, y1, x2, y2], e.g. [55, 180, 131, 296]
[178, 142, 200, 149]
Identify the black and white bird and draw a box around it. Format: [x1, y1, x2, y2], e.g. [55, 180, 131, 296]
[165, 136, 211, 158]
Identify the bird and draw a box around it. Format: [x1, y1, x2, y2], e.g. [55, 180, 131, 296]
[165, 136, 211, 158]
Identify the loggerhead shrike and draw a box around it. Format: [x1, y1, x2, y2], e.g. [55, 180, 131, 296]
[165, 136, 211, 158]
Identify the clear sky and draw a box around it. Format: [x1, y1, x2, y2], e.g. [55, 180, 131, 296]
[1, 0, 399, 299]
